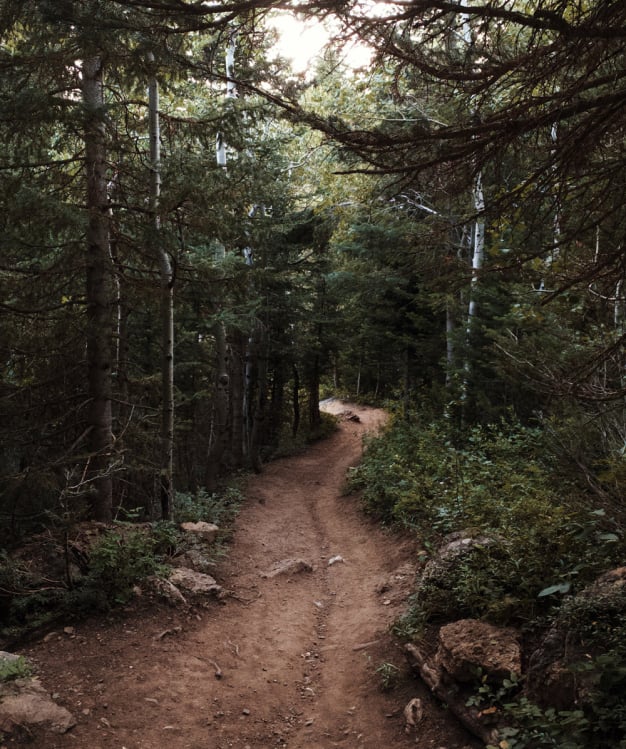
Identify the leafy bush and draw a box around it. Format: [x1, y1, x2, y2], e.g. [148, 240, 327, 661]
[350, 416, 624, 625]
[83, 526, 170, 606]
[0, 655, 32, 682]
[174, 487, 242, 527]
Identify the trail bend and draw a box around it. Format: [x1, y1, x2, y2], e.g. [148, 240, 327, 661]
[26, 401, 474, 749]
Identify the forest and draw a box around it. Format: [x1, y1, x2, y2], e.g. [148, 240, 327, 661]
[0, 0, 625, 746]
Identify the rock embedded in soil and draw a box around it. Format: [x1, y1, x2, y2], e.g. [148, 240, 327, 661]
[261, 558, 313, 578]
[180, 521, 220, 543]
[437, 619, 521, 683]
[0, 676, 76, 736]
[169, 567, 222, 596]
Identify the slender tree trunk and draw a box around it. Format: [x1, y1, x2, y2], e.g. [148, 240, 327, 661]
[148, 63, 175, 520]
[229, 332, 245, 468]
[82, 55, 113, 522]
[307, 355, 321, 430]
[268, 362, 285, 450]
[292, 364, 300, 437]
[466, 171, 485, 328]
[205, 322, 230, 492]
[248, 327, 267, 473]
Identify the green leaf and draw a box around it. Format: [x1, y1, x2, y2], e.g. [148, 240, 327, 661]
[538, 582, 571, 597]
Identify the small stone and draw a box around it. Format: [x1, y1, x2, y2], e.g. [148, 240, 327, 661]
[63, 627, 75, 635]
[328, 555, 344, 566]
[179, 521, 219, 543]
[242, 708, 250, 715]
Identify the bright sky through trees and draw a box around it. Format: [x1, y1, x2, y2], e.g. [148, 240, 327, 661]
[269, 12, 372, 74]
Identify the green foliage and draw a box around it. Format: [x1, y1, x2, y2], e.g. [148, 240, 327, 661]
[375, 660, 400, 691]
[82, 526, 170, 606]
[351, 415, 624, 625]
[174, 487, 242, 527]
[0, 656, 32, 682]
[488, 699, 590, 749]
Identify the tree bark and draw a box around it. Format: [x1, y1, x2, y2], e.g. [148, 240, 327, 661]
[82, 55, 113, 522]
[307, 355, 321, 430]
[148, 62, 175, 520]
[205, 322, 230, 492]
[292, 364, 300, 437]
[248, 326, 267, 473]
[405, 643, 501, 746]
[229, 331, 245, 468]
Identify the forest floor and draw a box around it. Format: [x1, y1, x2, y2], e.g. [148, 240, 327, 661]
[21, 401, 476, 749]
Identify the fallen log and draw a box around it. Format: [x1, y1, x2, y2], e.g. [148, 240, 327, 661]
[405, 643, 501, 746]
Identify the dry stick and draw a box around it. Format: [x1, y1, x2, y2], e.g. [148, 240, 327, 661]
[209, 659, 223, 679]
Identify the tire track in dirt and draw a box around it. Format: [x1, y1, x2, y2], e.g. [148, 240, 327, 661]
[25, 401, 475, 749]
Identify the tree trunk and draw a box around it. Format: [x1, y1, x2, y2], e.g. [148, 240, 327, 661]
[292, 364, 300, 437]
[82, 55, 113, 522]
[307, 356, 321, 430]
[248, 326, 267, 473]
[268, 361, 285, 450]
[148, 63, 175, 520]
[205, 322, 230, 492]
[466, 171, 485, 329]
[229, 331, 245, 468]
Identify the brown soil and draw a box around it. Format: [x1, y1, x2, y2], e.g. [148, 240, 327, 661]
[21, 401, 476, 749]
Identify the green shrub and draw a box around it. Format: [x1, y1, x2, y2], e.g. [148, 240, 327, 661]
[83, 526, 169, 605]
[174, 487, 242, 527]
[351, 416, 624, 626]
[0, 655, 32, 682]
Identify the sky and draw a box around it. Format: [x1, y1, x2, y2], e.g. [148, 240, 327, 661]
[268, 12, 372, 74]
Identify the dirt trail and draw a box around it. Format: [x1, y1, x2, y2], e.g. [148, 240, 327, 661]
[24, 401, 474, 749]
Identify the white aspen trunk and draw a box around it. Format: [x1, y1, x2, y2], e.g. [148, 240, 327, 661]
[82, 55, 113, 522]
[550, 122, 561, 263]
[466, 171, 485, 332]
[148, 61, 175, 520]
[216, 34, 236, 167]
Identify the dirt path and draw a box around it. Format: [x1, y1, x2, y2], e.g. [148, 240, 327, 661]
[24, 402, 474, 749]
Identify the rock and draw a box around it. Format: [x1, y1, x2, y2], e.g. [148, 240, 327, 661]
[180, 521, 220, 544]
[146, 575, 188, 606]
[328, 555, 344, 566]
[437, 619, 521, 683]
[419, 532, 498, 591]
[262, 559, 313, 578]
[175, 549, 216, 572]
[527, 566, 626, 709]
[0, 677, 75, 735]
[411, 532, 502, 620]
[169, 567, 222, 596]
[0, 652, 22, 665]
[403, 697, 423, 734]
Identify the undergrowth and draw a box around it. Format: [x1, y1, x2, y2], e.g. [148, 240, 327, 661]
[0, 484, 243, 643]
[350, 411, 626, 746]
[350, 415, 623, 627]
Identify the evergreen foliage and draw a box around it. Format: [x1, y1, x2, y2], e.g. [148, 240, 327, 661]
[0, 2, 625, 741]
